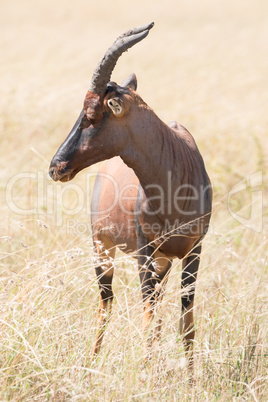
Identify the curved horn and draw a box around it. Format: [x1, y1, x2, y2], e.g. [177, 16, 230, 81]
[89, 22, 154, 94]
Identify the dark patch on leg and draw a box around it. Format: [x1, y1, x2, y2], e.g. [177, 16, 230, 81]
[136, 216, 156, 303]
[181, 244, 201, 310]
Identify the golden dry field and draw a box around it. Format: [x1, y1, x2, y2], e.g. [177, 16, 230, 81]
[1, 0, 268, 400]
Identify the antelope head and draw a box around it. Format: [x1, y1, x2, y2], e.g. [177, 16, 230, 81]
[49, 22, 154, 182]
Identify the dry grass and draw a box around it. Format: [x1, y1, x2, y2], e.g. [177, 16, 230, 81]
[1, 0, 268, 400]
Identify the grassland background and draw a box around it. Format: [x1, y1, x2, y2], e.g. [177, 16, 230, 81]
[0, 0, 268, 400]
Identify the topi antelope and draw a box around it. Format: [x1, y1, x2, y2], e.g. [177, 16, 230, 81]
[49, 22, 212, 369]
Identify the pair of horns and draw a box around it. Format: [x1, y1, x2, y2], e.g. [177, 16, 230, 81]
[89, 22, 154, 94]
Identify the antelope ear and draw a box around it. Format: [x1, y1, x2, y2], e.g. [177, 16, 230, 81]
[107, 98, 123, 115]
[121, 73, 137, 90]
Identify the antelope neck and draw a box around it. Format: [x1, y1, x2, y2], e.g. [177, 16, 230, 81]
[121, 111, 192, 193]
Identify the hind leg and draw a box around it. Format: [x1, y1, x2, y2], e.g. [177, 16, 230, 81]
[179, 243, 202, 372]
[91, 235, 116, 357]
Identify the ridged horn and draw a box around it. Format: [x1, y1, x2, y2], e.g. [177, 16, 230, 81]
[89, 22, 154, 94]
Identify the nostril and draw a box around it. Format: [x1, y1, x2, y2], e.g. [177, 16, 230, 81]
[49, 167, 56, 179]
[49, 159, 70, 181]
[50, 156, 61, 168]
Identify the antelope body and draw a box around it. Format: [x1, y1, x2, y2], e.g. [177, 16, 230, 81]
[49, 23, 212, 367]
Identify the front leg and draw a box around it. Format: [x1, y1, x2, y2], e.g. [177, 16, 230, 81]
[137, 227, 172, 356]
[137, 234, 156, 338]
[180, 243, 202, 373]
[91, 235, 116, 358]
